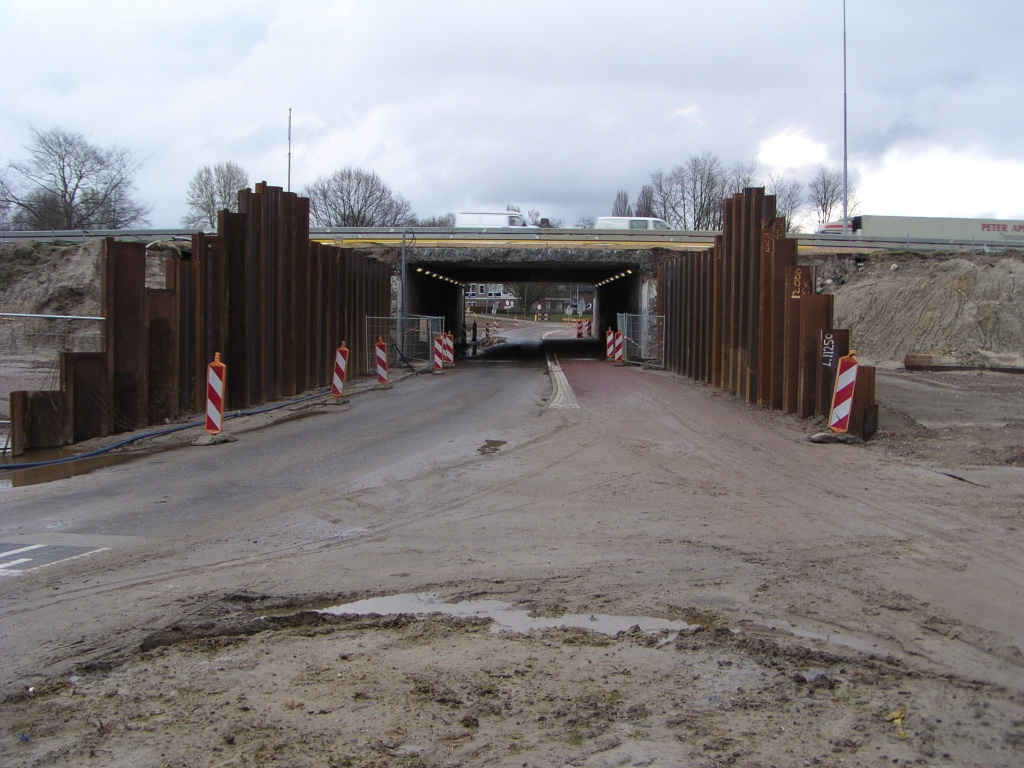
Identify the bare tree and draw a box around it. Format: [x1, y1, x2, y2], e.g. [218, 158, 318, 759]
[612, 189, 632, 217]
[0, 126, 150, 230]
[0, 177, 11, 230]
[767, 175, 805, 232]
[181, 161, 249, 231]
[304, 167, 415, 227]
[509, 282, 547, 312]
[418, 212, 456, 227]
[525, 208, 563, 228]
[634, 184, 655, 218]
[648, 170, 686, 229]
[807, 165, 846, 227]
[683, 151, 726, 230]
[725, 160, 760, 196]
[575, 215, 595, 229]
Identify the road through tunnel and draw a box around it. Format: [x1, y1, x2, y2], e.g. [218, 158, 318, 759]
[397, 247, 653, 349]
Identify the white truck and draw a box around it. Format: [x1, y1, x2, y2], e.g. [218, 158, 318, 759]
[593, 216, 672, 230]
[819, 215, 1024, 244]
[455, 211, 536, 228]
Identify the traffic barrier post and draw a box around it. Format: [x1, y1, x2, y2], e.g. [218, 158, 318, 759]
[614, 331, 624, 364]
[443, 332, 454, 367]
[433, 333, 444, 374]
[585, 320, 592, 337]
[375, 336, 389, 386]
[331, 341, 349, 398]
[205, 352, 226, 434]
[514, 316, 519, 329]
[576, 320, 583, 338]
[606, 328, 614, 360]
[827, 350, 859, 433]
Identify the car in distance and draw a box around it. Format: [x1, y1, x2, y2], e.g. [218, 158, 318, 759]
[593, 216, 672, 230]
[455, 211, 536, 228]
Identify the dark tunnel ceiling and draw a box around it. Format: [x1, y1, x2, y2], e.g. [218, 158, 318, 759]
[411, 261, 640, 284]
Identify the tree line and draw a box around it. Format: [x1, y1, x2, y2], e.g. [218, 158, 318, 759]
[0, 127, 853, 233]
[602, 152, 854, 233]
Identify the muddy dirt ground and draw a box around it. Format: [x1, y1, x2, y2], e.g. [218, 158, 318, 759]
[2, 244, 1024, 766]
[2, 353, 1024, 767]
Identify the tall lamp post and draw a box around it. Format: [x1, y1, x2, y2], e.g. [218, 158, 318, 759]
[842, 0, 849, 234]
[400, 228, 415, 353]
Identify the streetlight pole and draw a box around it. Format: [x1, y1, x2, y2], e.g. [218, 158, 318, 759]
[400, 228, 415, 352]
[842, 0, 849, 234]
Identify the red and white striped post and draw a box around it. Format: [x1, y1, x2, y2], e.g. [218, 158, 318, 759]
[205, 352, 226, 434]
[375, 336, 389, 385]
[443, 332, 454, 367]
[828, 350, 860, 433]
[585, 319, 592, 337]
[331, 341, 349, 398]
[433, 333, 444, 373]
[613, 331, 624, 364]
[513, 316, 519, 329]
[576, 319, 583, 338]
[605, 328, 614, 360]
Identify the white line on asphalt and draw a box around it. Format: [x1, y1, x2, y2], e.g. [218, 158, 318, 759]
[22, 547, 110, 572]
[0, 544, 46, 559]
[0, 558, 33, 569]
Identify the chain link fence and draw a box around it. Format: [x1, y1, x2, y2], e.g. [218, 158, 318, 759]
[616, 313, 665, 368]
[365, 315, 446, 374]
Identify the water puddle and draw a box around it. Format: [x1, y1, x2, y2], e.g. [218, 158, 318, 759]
[316, 593, 892, 658]
[319, 593, 699, 637]
[477, 440, 507, 456]
[0, 453, 134, 488]
[753, 619, 885, 655]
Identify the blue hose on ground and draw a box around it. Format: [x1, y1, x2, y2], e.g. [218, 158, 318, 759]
[0, 388, 333, 472]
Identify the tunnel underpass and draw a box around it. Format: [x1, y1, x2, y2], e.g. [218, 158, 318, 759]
[398, 247, 652, 345]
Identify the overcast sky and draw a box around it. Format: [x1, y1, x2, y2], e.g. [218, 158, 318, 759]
[2, 0, 1022, 229]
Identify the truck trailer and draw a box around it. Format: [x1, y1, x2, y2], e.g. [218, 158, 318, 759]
[819, 215, 1024, 244]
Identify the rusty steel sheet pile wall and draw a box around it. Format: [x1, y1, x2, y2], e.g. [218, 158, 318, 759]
[8, 183, 392, 455]
[658, 188, 878, 440]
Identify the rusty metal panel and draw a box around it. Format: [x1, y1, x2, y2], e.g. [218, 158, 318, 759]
[797, 294, 834, 419]
[292, 196, 310, 395]
[147, 288, 180, 425]
[817, 328, 850, 419]
[201, 234, 228, 376]
[10, 391, 72, 452]
[758, 216, 785, 406]
[782, 265, 813, 413]
[102, 238, 149, 432]
[769, 237, 797, 410]
[61, 352, 110, 442]
[711, 238, 723, 386]
[9, 391, 26, 456]
[221, 210, 249, 408]
[849, 366, 877, 440]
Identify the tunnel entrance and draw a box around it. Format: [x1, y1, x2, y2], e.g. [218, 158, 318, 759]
[398, 247, 651, 346]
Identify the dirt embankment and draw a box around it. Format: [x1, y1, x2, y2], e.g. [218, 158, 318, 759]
[0, 240, 187, 420]
[813, 249, 1024, 368]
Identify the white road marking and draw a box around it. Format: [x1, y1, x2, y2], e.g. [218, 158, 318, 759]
[0, 544, 46, 559]
[21, 547, 109, 572]
[0, 558, 33, 569]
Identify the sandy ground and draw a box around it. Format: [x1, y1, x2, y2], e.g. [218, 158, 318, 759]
[2, 331, 1024, 767]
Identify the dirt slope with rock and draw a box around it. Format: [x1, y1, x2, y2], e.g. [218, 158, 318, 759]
[814, 249, 1024, 368]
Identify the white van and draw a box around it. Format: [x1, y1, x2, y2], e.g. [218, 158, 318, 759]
[594, 216, 672, 230]
[456, 211, 536, 228]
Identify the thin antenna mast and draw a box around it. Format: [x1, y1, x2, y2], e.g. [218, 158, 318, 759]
[842, 0, 849, 234]
[287, 108, 292, 193]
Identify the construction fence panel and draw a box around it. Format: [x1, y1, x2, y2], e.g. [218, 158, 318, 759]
[615, 313, 665, 368]
[365, 315, 446, 375]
